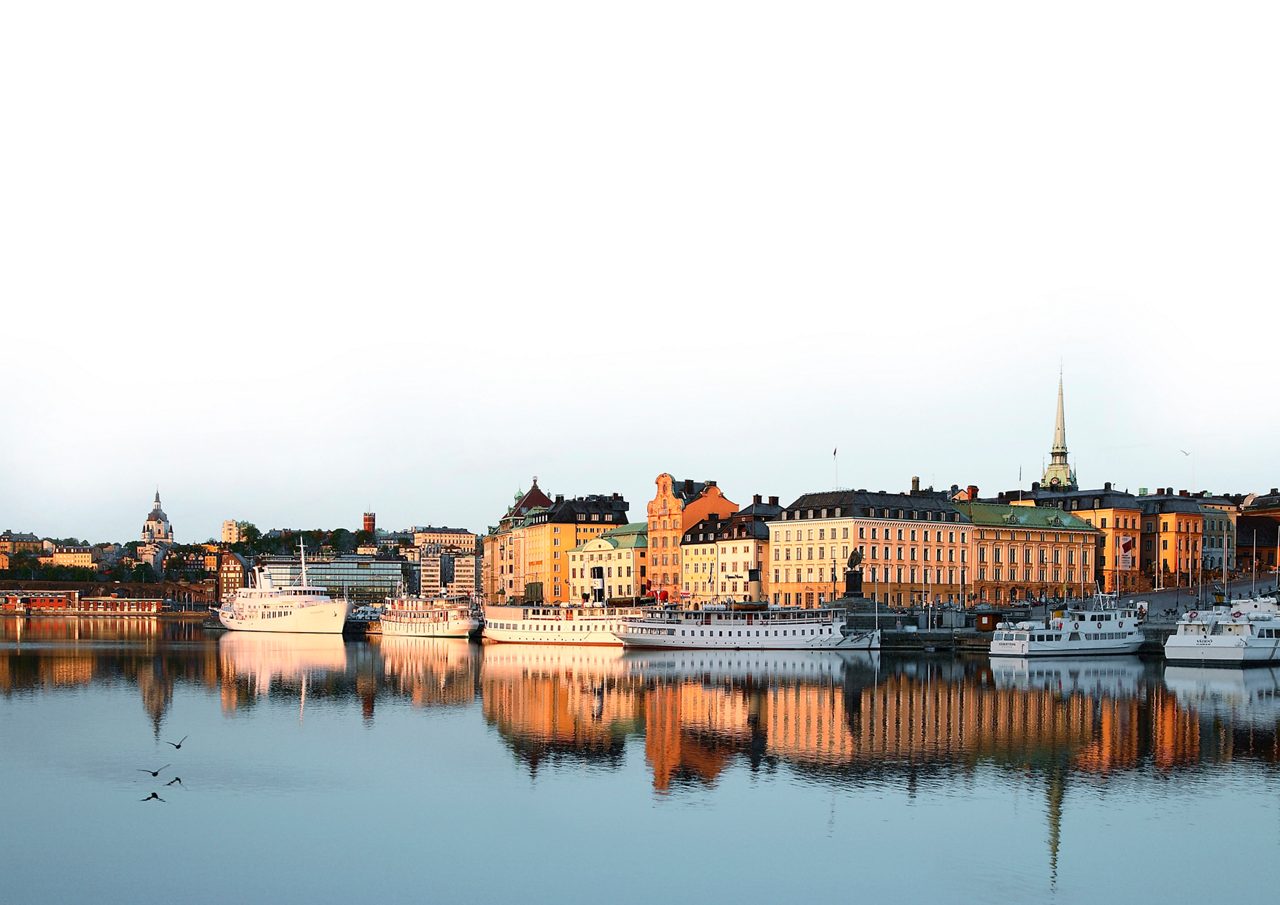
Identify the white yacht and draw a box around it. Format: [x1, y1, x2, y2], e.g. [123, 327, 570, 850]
[614, 602, 880, 651]
[989, 597, 1144, 657]
[380, 597, 479, 638]
[215, 543, 350, 634]
[482, 602, 643, 645]
[1163, 595, 1280, 665]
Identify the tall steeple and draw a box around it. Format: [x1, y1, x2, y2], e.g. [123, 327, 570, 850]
[1041, 370, 1076, 489]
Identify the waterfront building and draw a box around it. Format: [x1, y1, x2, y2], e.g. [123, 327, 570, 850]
[953, 501, 1098, 603]
[221, 520, 242, 544]
[1236, 516, 1280, 575]
[512, 493, 630, 604]
[769, 481, 970, 607]
[998, 482, 1145, 594]
[1137, 489, 1205, 589]
[568, 522, 648, 603]
[138, 490, 174, 570]
[679, 495, 781, 603]
[646, 475, 738, 603]
[1199, 495, 1239, 573]
[483, 479, 553, 602]
[258, 554, 407, 605]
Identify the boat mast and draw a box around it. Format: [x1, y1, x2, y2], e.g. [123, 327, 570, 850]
[300, 538, 309, 588]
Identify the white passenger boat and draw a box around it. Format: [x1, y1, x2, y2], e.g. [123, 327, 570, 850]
[380, 597, 479, 638]
[614, 602, 880, 651]
[482, 603, 643, 645]
[989, 598, 1144, 657]
[1163, 596, 1280, 666]
[215, 543, 349, 634]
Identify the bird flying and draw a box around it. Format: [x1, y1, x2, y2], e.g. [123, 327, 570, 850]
[140, 792, 166, 802]
[164, 735, 188, 750]
[137, 764, 171, 777]
[165, 777, 183, 787]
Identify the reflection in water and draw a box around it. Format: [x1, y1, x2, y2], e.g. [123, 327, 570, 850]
[378, 635, 479, 710]
[218, 632, 349, 716]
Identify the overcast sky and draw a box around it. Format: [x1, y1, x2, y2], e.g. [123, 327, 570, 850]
[2, 1, 1278, 544]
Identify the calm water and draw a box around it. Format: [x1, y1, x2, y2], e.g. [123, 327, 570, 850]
[2, 618, 1278, 905]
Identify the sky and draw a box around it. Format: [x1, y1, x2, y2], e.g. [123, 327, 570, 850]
[2, 1, 1279, 544]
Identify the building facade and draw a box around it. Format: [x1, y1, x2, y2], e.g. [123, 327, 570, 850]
[0, 531, 42, 554]
[412, 526, 477, 551]
[769, 486, 971, 607]
[646, 475, 738, 603]
[567, 522, 648, 603]
[1136, 490, 1205, 589]
[954, 502, 1098, 604]
[680, 495, 781, 603]
[259, 554, 408, 605]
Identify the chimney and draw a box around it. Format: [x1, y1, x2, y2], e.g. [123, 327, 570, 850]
[683, 479, 693, 494]
[707, 480, 717, 488]
[1179, 489, 1188, 497]
[911, 476, 920, 493]
[769, 496, 779, 506]
[753, 494, 762, 505]
[555, 494, 564, 503]
[1105, 481, 1112, 491]
[967, 485, 979, 500]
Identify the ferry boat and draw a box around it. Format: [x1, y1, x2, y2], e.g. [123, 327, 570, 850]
[380, 597, 480, 638]
[215, 543, 350, 634]
[1163, 595, 1280, 666]
[482, 603, 643, 645]
[989, 596, 1144, 657]
[614, 601, 880, 651]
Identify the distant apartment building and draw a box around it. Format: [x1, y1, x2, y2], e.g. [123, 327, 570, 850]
[483, 479, 554, 601]
[217, 552, 250, 602]
[419, 546, 480, 599]
[0, 531, 42, 554]
[568, 522, 648, 603]
[51, 547, 96, 569]
[646, 474, 738, 603]
[221, 520, 243, 544]
[1198, 496, 1238, 573]
[412, 526, 477, 551]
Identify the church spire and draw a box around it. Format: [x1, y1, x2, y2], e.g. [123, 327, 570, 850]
[1041, 369, 1076, 489]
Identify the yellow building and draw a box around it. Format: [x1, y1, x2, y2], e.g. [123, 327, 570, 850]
[413, 526, 478, 551]
[484, 481, 630, 604]
[1139, 490, 1205, 589]
[483, 480, 553, 602]
[680, 495, 781, 603]
[646, 475, 738, 603]
[51, 547, 95, 569]
[568, 523, 647, 603]
[769, 485, 971, 607]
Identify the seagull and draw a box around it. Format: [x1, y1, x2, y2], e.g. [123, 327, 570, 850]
[140, 792, 166, 802]
[137, 764, 171, 777]
[164, 735, 188, 750]
[165, 777, 183, 787]
[1179, 450, 1190, 456]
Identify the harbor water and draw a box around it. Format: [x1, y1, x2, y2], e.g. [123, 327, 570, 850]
[2, 617, 1278, 904]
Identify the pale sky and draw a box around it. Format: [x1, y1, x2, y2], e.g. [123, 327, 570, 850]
[2, 2, 1278, 544]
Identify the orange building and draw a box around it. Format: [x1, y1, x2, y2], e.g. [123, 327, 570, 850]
[1000, 482, 1145, 594]
[1138, 490, 1205, 589]
[646, 475, 738, 602]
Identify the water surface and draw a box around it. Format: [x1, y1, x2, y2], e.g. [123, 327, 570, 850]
[2, 617, 1278, 904]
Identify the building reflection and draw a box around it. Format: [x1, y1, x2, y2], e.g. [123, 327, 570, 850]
[480, 645, 644, 774]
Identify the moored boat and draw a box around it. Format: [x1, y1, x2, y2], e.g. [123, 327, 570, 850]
[1163, 595, 1280, 666]
[482, 602, 643, 645]
[380, 597, 479, 638]
[989, 596, 1144, 657]
[215, 542, 350, 634]
[614, 601, 880, 651]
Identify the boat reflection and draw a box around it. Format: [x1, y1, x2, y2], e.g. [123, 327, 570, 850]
[217, 632, 349, 714]
[1163, 664, 1280, 728]
[377, 635, 479, 710]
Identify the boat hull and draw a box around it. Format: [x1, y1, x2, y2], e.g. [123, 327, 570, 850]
[990, 638, 1144, 657]
[616, 628, 880, 651]
[217, 601, 350, 634]
[481, 604, 641, 646]
[380, 615, 479, 638]
[1163, 639, 1280, 665]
